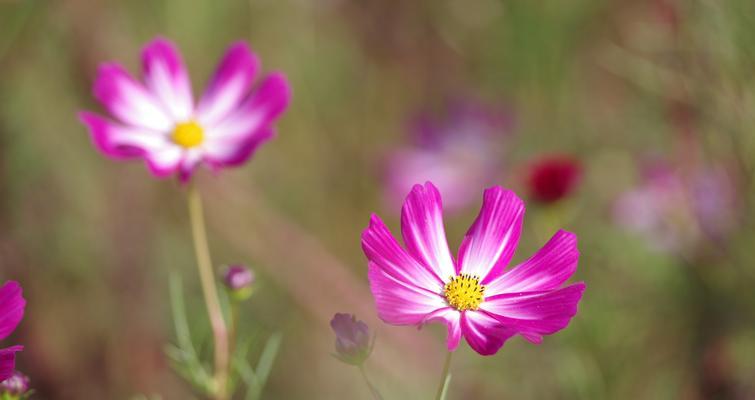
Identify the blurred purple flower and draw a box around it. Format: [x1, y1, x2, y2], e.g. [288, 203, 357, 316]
[0, 281, 25, 383]
[613, 160, 738, 253]
[330, 313, 372, 365]
[0, 371, 29, 396]
[526, 154, 583, 204]
[223, 265, 255, 291]
[383, 99, 513, 212]
[80, 36, 291, 183]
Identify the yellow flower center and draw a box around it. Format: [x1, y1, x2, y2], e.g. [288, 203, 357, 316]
[172, 121, 204, 148]
[444, 274, 485, 311]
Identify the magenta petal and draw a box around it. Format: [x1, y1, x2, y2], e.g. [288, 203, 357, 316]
[197, 42, 260, 127]
[205, 73, 290, 140]
[457, 187, 525, 283]
[0, 346, 22, 383]
[141, 37, 194, 121]
[362, 214, 444, 292]
[367, 262, 447, 325]
[79, 112, 170, 160]
[400, 182, 456, 281]
[421, 308, 462, 351]
[481, 283, 586, 343]
[485, 230, 579, 295]
[93, 63, 172, 131]
[0, 282, 24, 341]
[203, 127, 275, 168]
[461, 311, 516, 356]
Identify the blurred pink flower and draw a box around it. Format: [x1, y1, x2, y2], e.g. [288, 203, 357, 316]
[0, 281, 25, 382]
[613, 161, 738, 252]
[362, 182, 585, 356]
[80, 37, 291, 182]
[0, 371, 29, 396]
[383, 99, 513, 212]
[526, 154, 582, 204]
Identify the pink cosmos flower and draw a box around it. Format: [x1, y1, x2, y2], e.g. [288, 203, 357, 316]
[383, 99, 513, 212]
[613, 160, 738, 253]
[80, 37, 291, 182]
[0, 281, 25, 382]
[362, 182, 585, 356]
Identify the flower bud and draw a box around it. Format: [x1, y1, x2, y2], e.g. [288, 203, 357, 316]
[330, 313, 372, 366]
[223, 265, 255, 301]
[0, 371, 30, 397]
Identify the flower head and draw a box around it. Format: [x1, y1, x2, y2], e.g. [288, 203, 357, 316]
[526, 154, 582, 204]
[383, 99, 513, 212]
[0, 371, 30, 397]
[80, 37, 291, 182]
[0, 281, 25, 382]
[362, 182, 585, 356]
[330, 313, 372, 365]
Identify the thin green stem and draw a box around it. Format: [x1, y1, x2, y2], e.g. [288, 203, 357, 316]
[187, 183, 229, 400]
[434, 351, 454, 400]
[358, 364, 382, 400]
[229, 301, 239, 358]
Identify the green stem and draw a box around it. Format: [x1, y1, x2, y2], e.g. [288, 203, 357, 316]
[358, 364, 382, 400]
[434, 351, 454, 400]
[187, 183, 229, 400]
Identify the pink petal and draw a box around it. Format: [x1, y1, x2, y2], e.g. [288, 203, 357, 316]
[400, 182, 456, 281]
[480, 283, 586, 344]
[457, 187, 525, 283]
[485, 230, 579, 295]
[0, 282, 24, 341]
[204, 73, 291, 143]
[141, 37, 194, 121]
[367, 262, 447, 326]
[93, 63, 173, 131]
[202, 127, 275, 168]
[0, 346, 22, 382]
[362, 214, 444, 292]
[197, 42, 259, 127]
[421, 308, 462, 351]
[177, 149, 203, 183]
[79, 112, 171, 160]
[461, 311, 516, 356]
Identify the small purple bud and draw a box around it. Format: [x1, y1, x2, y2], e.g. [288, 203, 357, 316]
[223, 265, 255, 301]
[223, 265, 254, 290]
[330, 313, 372, 366]
[0, 371, 30, 396]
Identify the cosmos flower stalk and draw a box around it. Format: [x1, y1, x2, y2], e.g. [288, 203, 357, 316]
[80, 37, 291, 400]
[362, 182, 585, 396]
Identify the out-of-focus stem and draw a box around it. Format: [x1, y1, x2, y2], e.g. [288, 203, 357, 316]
[358, 364, 383, 400]
[187, 183, 229, 400]
[434, 351, 453, 400]
[229, 301, 239, 358]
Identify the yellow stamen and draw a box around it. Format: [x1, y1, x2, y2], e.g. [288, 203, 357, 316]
[444, 274, 485, 311]
[172, 121, 204, 148]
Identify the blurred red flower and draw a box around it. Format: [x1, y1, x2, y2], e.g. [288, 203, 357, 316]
[526, 155, 582, 204]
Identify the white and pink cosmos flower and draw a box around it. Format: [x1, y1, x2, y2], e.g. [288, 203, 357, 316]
[80, 37, 291, 182]
[362, 182, 585, 355]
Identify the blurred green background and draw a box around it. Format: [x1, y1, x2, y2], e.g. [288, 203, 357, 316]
[2, 0, 755, 398]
